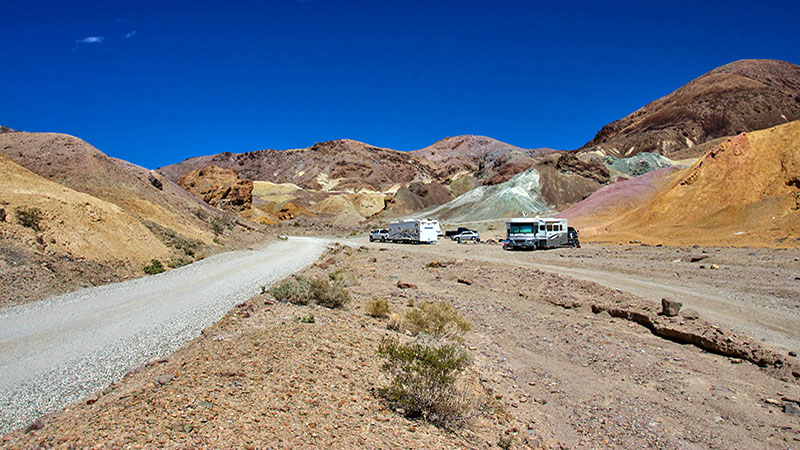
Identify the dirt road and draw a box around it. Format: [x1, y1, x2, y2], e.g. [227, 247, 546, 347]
[0, 237, 328, 435]
[353, 238, 800, 352]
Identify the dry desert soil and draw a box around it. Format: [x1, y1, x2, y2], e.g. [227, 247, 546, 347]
[3, 238, 800, 449]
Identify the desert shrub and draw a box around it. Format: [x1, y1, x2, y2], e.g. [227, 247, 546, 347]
[269, 277, 312, 305]
[167, 256, 192, 269]
[309, 277, 350, 308]
[268, 276, 350, 308]
[377, 335, 472, 424]
[143, 259, 165, 275]
[404, 301, 472, 341]
[15, 206, 44, 231]
[210, 213, 235, 236]
[328, 269, 359, 286]
[299, 313, 315, 323]
[387, 313, 402, 331]
[365, 298, 390, 318]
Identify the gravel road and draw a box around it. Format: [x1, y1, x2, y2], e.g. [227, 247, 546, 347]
[0, 236, 328, 435]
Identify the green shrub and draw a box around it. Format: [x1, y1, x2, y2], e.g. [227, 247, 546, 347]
[15, 206, 44, 231]
[377, 335, 472, 424]
[365, 298, 390, 318]
[143, 259, 165, 275]
[299, 313, 315, 323]
[268, 276, 350, 308]
[404, 301, 472, 341]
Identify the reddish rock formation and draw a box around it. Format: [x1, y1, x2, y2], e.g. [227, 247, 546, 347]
[179, 165, 253, 211]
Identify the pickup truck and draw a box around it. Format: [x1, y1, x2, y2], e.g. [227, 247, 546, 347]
[369, 229, 389, 242]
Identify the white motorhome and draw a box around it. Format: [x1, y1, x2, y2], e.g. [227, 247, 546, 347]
[387, 219, 439, 244]
[503, 217, 579, 250]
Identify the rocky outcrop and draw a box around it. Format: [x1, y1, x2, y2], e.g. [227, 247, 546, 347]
[555, 153, 609, 184]
[179, 165, 253, 211]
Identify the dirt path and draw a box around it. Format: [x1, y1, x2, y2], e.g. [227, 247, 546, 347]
[0, 236, 328, 435]
[350, 238, 800, 352]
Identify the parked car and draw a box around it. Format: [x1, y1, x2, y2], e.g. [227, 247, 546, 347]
[369, 229, 389, 242]
[452, 230, 480, 243]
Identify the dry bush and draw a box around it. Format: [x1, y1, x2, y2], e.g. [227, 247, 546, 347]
[387, 313, 402, 331]
[404, 301, 472, 341]
[269, 277, 312, 305]
[328, 269, 359, 286]
[15, 206, 44, 231]
[310, 277, 350, 308]
[269, 276, 350, 308]
[365, 298, 390, 318]
[377, 335, 474, 425]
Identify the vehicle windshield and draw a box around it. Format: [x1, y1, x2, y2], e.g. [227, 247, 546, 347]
[509, 223, 535, 234]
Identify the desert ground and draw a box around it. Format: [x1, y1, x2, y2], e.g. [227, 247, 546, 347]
[3, 236, 799, 449]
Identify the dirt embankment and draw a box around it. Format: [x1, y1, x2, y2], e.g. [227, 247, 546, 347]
[4, 242, 799, 449]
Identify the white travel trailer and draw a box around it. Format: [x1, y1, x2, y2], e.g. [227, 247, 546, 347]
[387, 219, 439, 244]
[503, 217, 579, 250]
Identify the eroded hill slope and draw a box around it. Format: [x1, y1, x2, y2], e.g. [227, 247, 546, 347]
[564, 120, 800, 247]
[580, 59, 800, 158]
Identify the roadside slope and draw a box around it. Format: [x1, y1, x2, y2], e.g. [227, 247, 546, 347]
[0, 237, 328, 435]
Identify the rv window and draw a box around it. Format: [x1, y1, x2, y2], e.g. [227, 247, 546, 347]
[509, 224, 533, 233]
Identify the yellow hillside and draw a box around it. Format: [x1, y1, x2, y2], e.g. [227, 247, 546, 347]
[0, 154, 171, 263]
[575, 120, 800, 247]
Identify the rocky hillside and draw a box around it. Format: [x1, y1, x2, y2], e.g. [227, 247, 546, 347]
[0, 132, 218, 242]
[563, 120, 800, 247]
[580, 59, 800, 158]
[159, 139, 437, 192]
[411, 135, 556, 189]
[0, 132, 265, 306]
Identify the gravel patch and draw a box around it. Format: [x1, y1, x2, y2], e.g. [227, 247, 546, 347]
[0, 237, 328, 435]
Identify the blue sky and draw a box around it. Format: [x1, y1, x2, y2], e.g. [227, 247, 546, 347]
[2, 1, 799, 169]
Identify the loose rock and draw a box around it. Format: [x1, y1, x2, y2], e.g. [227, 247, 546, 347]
[680, 309, 700, 320]
[661, 298, 682, 317]
[396, 281, 417, 290]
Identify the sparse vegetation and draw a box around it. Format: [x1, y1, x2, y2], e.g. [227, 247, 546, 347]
[311, 277, 351, 308]
[328, 269, 359, 286]
[403, 301, 472, 341]
[15, 206, 44, 231]
[167, 256, 192, 269]
[377, 335, 473, 424]
[365, 298, 390, 318]
[142, 259, 165, 275]
[192, 207, 210, 221]
[210, 213, 235, 236]
[268, 276, 350, 308]
[298, 313, 315, 323]
[144, 222, 203, 258]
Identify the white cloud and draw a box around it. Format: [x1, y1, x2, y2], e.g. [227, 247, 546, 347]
[125, 30, 137, 38]
[75, 36, 104, 44]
